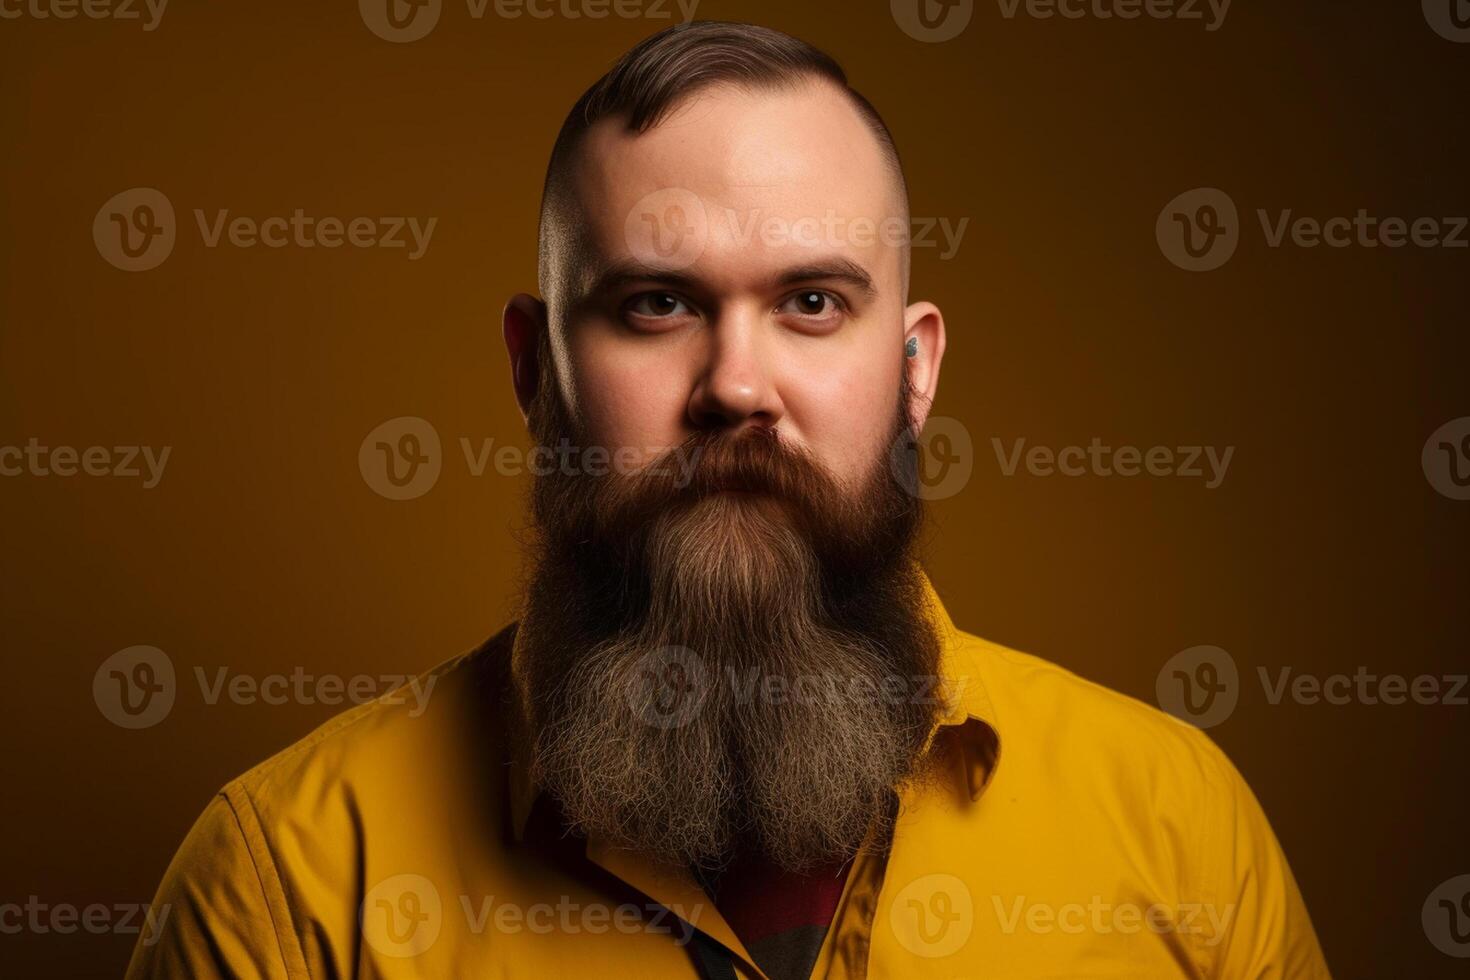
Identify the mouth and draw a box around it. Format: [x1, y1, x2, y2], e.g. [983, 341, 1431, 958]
[711, 488, 792, 515]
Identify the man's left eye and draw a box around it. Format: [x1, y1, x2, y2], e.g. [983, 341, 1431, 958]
[777, 290, 841, 317]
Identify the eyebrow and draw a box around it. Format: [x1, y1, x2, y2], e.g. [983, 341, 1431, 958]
[578, 256, 878, 303]
[773, 259, 876, 298]
[579, 261, 702, 301]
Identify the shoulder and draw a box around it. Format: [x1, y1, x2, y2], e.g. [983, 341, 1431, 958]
[218, 627, 518, 860]
[951, 628, 1247, 823]
[234, 629, 509, 802]
[129, 627, 519, 978]
[947, 631, 1332, 975]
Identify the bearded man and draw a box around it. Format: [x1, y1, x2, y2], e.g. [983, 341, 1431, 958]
[129, 21, 1330, 980]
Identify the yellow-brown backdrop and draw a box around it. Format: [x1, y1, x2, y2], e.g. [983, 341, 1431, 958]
[2, 0, 1467, 975]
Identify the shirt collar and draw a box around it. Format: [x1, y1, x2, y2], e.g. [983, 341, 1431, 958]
[920, 574, 1004, 802]
[506, 571, 1003, 842]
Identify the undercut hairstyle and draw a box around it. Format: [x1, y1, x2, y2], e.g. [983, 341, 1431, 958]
[536, 20, 910, 299]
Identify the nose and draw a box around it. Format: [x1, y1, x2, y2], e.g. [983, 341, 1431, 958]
[686, 313, 784, 432]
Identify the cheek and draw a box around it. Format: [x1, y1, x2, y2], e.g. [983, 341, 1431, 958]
[563, 336, 689, 462]
[779, 346, 903, 486]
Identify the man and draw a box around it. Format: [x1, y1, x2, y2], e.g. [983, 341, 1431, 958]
[129, 21, 1330, 980]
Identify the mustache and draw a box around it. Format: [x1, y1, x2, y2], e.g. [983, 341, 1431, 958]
[641, 425, 830, 500]
[535, 424, 849, 548]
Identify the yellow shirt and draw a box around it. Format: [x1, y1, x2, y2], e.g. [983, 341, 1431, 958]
[127, 581, 1330, 978]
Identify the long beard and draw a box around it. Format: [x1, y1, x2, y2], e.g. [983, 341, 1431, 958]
[514, 361, 943, 874]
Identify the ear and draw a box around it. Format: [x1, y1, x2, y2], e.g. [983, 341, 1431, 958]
[502, 293, 547, 423]
[902, 300, 946, 433]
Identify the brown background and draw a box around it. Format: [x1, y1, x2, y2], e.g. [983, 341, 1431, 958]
[2, 0, 1467, 975]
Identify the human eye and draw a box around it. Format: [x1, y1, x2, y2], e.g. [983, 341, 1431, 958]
[774, 289, 847, 329]
[623, 291, 695, 324]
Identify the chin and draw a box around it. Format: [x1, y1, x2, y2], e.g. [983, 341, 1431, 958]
[647, 493, 818, 612]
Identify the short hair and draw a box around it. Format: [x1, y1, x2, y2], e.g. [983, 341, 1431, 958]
[537, 21, 909, 298]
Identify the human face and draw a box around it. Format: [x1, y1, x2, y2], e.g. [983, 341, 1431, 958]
[506, 80, 946, 492]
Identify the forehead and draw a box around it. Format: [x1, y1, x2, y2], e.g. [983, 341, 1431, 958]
[559, 81, 906, 295]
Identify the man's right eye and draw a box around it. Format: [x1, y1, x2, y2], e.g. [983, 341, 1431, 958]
[625, 291, 692, 319]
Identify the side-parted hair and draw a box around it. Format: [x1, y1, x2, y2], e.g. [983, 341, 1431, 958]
[536, 21, 909, 296]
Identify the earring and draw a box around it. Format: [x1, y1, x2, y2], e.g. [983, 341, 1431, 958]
[905, 337, 919, 358]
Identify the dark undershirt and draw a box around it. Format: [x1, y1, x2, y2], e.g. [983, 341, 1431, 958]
[702, 851, 852, 980]
[526, 795, 851, 980]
